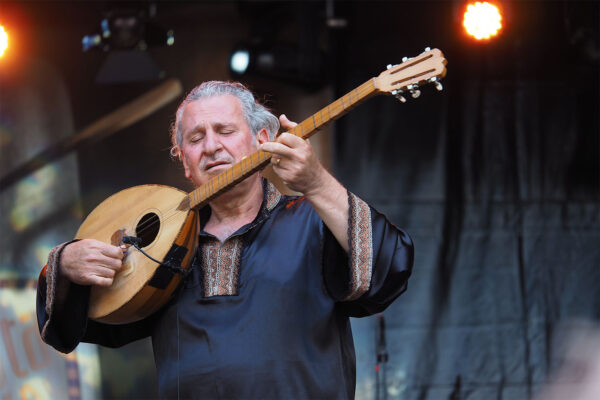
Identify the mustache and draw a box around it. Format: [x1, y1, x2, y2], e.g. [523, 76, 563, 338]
[200, 153, 235, 170]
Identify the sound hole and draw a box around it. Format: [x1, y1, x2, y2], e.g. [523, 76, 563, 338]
[135, 212, 160, 248]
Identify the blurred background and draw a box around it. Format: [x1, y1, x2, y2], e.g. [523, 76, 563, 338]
[0, 1, 598, 399]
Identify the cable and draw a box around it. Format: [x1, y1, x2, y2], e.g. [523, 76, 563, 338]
[122, 236, 189, 275]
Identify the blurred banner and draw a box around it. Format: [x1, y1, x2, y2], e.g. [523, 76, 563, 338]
[0, 280, 101, 400]
[0, 58, 102, 399]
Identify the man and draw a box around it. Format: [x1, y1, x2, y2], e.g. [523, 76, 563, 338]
[37, 81, 414, 399]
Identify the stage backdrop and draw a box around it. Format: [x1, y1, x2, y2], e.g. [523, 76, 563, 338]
[334, 2, 600, 399]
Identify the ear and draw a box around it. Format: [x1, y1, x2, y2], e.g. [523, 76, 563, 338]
[181, 150, 192, 180]
[257, 128, 270, 145]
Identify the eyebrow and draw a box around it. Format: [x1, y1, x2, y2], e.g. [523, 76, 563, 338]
[184, 121, 238, 139]
[184, 124, 204, 138]
[213, 122, 236, 130]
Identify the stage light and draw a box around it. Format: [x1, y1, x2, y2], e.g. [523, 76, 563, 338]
[463, 2, 503, 40]
[166, 31, 174, 46]
[82, 7, 174, 52]
[229, 44, 328, 90]
[230, 49, 250, 75]
[82, 34, 101, 52]
[0, 26, 8, 57]
[80, 6, 174, 83]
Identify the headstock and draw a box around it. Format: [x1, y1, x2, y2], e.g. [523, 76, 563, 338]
[375, 47, 447, 102]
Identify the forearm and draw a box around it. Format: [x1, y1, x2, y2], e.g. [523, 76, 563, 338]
[305, 171, 349, 252]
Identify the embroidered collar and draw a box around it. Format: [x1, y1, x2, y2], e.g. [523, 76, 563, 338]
[198, 179, 282, 238]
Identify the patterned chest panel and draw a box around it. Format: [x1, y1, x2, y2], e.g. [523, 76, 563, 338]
[201, 237, 243, 297]
[198, 181, 282, 298]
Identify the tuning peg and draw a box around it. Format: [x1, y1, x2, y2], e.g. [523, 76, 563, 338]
[406, 84, 420, 98]
[428, 77, 443, 91]
[424, 46, 431, 52]
[386, 64, 393, 70]
[391, 89, 407, 103]
[402, 56, 408, 62]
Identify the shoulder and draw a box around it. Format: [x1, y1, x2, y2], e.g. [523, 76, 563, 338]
[263, 180, 314, 217]
[269, 195, 323, 229]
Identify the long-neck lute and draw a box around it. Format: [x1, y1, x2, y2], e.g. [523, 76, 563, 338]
[78, 48, 447, 324]
[185, 48, 447, 210]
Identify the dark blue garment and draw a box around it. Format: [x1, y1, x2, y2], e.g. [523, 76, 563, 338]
[37, 183, 413, 399]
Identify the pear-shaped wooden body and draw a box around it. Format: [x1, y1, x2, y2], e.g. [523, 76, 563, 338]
[75, 184, 198, 324]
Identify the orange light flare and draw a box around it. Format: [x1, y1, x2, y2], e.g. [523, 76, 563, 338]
[0, 5, 34, 79]
[463, 1, 503, 40]
[0, 25, 7, 57]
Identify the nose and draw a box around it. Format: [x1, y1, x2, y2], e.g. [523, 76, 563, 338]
[203, 130, 222, 155]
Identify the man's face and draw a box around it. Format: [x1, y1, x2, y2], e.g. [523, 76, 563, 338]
[180, 95, 265, 187]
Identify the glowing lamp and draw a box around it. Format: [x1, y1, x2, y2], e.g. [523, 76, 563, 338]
[463, 2, 503, 40]
[0, 26, 7, 57]
[230, 49, 250, 75]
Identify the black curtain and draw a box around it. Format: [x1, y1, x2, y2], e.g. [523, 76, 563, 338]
[333, 2, 599, 398]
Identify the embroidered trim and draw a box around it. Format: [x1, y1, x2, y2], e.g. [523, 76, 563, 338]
[344, 192, 373, 301]
[198, 180, 280, 297]
[202, 237, 243, 297]
[41, 240, 77, 343]
[265, 180, 282, 211]
[44, 242, 70, 315]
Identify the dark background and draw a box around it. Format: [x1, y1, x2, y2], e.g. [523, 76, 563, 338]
[0, 1, 598, 399]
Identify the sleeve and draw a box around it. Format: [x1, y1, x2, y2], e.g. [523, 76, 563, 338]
[36, 241, 155, 354]
[323, 191, 414, 317]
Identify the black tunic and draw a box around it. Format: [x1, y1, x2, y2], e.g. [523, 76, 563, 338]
[37, 182, 414, 399]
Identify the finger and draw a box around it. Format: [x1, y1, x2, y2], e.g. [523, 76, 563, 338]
[279, 114, 298, 130]
[270, 156, 281, 166]
[83, 262, 117, 279]
[87, 254, 122, 271]
[90, 274, 114, 287]
[99, 243, 125, 260]
[91, 265, 117, 279]
[100, 255, 123, 271]
[261, 142, 297, 159]
[276, 132, 308, 148]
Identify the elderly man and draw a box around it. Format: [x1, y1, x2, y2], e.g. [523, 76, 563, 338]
[37, 81, 413, 399]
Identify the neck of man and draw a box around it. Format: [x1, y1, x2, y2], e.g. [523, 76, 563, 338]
[203, 173, 264, 242]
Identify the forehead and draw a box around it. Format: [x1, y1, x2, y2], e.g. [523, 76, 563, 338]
[181, 95, 245, 130]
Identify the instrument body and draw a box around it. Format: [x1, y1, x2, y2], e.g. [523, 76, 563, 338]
[78, 48, 447, 324]
[76, 184, 197, 324]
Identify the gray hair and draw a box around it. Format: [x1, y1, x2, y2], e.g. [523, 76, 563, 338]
[170, 81, 280, 159]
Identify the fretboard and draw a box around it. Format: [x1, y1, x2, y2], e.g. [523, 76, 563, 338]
[187, 78, 378, 209]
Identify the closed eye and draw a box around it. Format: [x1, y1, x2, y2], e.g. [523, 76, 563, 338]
[189, 134, 204, 143]
[215, 122, 236, 135]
